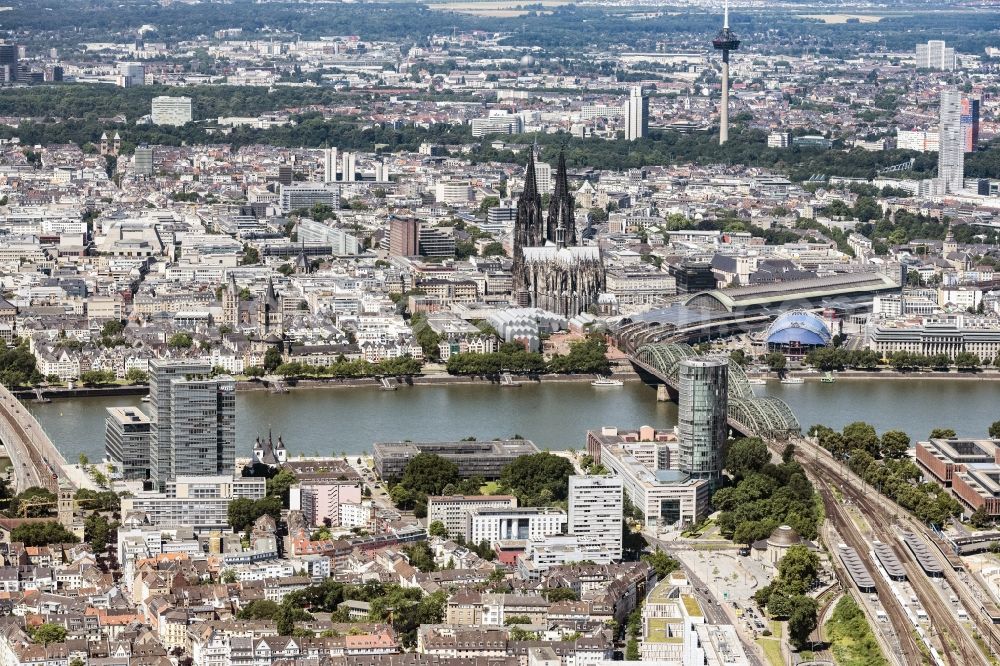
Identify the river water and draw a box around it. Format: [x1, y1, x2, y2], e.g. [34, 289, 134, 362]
[22, 378, 1000, 462]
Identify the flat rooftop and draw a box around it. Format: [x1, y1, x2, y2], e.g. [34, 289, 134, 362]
[374, 439, 538, 457]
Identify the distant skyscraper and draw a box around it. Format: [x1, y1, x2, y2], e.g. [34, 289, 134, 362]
[0, 42, 17, 82]
[569, 474, 623, 561]
[961, 97, 980, 153]
[323, 147, 338, 183]
[678, 358, 728, 489]
[915, 40, 956, 71]
[388, 216, 420, 257]
[938, 89, 965, 194]
[118, 62, 145, 88]
[712, 0, 740, 145]
[133, 145, 154, 178]
[626, 86, 648, 141]
[149, 360, 236, 490]
[340, 151, 356, 182]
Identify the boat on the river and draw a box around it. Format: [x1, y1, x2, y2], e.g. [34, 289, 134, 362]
[780, 376, 805, 385]
[748, 377, 767, 386]
[591, 377, 624, 387]
[820, 372, 836, 383]
[379, 377, 398, 391]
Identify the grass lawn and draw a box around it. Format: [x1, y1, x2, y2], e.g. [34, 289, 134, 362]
[758, 637, 783, 666]
[480, 481, 501, 494]
[826, 596, 889, 666]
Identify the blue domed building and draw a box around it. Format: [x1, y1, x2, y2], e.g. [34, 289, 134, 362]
[764, 310, 832, 358]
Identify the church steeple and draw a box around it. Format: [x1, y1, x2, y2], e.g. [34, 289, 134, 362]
[546, 151, 575, 246]
[514, 150, 544, 253]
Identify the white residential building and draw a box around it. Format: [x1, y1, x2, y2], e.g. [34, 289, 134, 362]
[568, 475, 623, 561]
[466, 507, 566, 545]
[150, 96, 193, 126]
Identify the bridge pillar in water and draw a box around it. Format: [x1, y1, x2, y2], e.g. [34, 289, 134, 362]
[656, 384, 670, 402]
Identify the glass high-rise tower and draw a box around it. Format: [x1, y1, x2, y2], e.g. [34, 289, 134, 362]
[938, 89, 965, 194]
[678, 358, 729, 489]
[149, 360, 236, 490]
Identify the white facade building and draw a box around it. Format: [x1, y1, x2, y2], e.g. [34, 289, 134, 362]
[466, 507, 566, 545]
[568, 475, 623, 561]
[151, 96, 193, 126]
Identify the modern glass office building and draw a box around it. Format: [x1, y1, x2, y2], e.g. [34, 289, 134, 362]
[677, 358, 729, 488]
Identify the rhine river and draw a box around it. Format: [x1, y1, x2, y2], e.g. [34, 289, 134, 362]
[23, 378, 1000, 462]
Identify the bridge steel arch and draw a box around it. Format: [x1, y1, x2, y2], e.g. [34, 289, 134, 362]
[728, 396, 801, 440]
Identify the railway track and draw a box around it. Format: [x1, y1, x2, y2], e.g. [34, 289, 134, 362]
[798, 439, 991, 666]
[813, 471, 923, 665]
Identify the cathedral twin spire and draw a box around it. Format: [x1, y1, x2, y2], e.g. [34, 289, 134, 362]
[514, 148, 575, 253]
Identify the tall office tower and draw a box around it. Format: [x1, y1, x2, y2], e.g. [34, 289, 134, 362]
[341, 151, 356, 182]
[0, 42, 17, 82]
[961, 97, 980, 153]
[568, 474, 624, 561]
[323, 147, 338, 183]
[712, 0, 740, 145]
[938, 89, 965, 194]
[677, 358, 728, 489]
[149, 360, 235, 490]
[915, 40, 957, 70]
[118, 62, 145, 88]
[105, 407, 151, 481]
[388, 216, 420, 257]
[150, 96, 193, 126]
[277, 164, 293, 186]
[133, 145, 154, 178]
[625, 86, 649, 141]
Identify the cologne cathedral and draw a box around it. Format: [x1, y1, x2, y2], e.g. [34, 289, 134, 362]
[512, 151, 605, 317]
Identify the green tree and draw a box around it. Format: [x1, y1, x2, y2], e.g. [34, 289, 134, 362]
[642, 548, 680, 579]
[787, 595, 819, 650]
[221, 569, 238, 584]
[776, 545, 820, 594]
[990, 421, 1000, 439]
[227, 496, 282, 532]
[930, 428, 957, 439]
[764, 351, 786, 371]
[263, 347, 283, 372]
[880, 430, 910, 459]
[30, 623, 67, 645]
[124, 368, 148, 384]
[544, 587, 578, 602]
[168, 332, 193, 349]
[428, 520, 448, 537]
[84, 512, 116, 553]
[242, 245, 260, 264]
[266, 468, 297, 506]
[842, 421, 879, 457]
[11, 522, 78, 546]
[970, 506, 993, 529]
[499, 452, 575, 505]
[79, 370, 115, 386]
[238, 599, 282, 620]
[725, 437, 770, 479]
[625, 636, 640, 660]
[399, 453, 460, 497]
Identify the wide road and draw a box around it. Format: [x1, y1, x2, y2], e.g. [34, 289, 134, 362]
[0, 385, 67, 493]
[647, 534, 766, 666]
